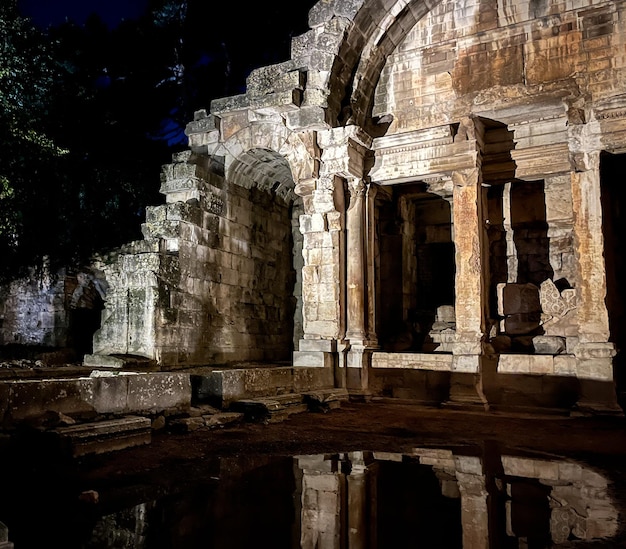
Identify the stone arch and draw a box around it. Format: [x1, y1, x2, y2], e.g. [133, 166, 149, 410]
[216, 121, 318, 193]
[223, 144, 307, 355]
[229, 148, 296, 203]
[307, 0, 443, 129]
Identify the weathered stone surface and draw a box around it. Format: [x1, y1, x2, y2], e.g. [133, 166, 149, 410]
[533, 336, 566, 355]
[3, 0, 626, 415]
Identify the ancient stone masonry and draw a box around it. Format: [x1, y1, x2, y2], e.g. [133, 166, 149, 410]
[66, 0, 626, 412]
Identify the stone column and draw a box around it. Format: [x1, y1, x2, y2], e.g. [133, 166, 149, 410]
[365, 184, 379, 346]
[449, 167, 490, 408]
[570, 150, 619, 412]
[344, 178, 375, 396]
[346, 177, 367, 343]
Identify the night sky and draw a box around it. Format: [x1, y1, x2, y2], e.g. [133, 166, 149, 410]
[17, 0, 150, 29]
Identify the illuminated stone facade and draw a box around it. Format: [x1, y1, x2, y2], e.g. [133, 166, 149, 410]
[71, 0, 626, 411]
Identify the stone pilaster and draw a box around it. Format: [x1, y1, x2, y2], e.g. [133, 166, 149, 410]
[570, 149, 620, 413]
[449, 166, 490, 409]
[570, 151, 614, 375]
[293, 174, 344, 369]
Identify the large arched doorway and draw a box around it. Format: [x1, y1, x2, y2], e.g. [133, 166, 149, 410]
[227, 148, 303, 362]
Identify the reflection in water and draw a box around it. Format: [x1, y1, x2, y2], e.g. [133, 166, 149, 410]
[2, 448, 620, 548]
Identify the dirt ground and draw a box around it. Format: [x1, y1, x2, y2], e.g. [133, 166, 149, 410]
[33, 401, 626, 486]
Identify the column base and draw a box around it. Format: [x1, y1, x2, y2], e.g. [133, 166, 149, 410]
[573, 378, 623, 417]
[445, 355, 490, 411]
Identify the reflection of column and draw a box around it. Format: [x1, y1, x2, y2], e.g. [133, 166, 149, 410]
[455, 456, 489, 549]
[347, 451, 377, 549]
[297, 454, 344, 549]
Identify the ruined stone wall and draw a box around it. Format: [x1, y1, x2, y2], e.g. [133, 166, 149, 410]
[0, 268, 67, 349]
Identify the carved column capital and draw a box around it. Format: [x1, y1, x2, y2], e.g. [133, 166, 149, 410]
[347, 177, 367, 200]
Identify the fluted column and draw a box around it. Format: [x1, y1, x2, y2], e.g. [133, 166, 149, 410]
[346, 178, 367, 343]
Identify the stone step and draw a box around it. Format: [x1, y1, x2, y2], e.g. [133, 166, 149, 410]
[51, 416, 151, 457]
[230, 393, 309, 422]
[230, 389, 349, 422]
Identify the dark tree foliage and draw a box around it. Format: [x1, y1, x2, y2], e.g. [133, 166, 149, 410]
[1, 0, 314, 283]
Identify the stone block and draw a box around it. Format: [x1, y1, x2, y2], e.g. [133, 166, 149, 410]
[452, 355, 480, 373]
[298, 339, 337, 352]
[303, 472, 341, 493]
[126, 373, 191, 413]
[576, 358, 613, 381]
[293, 351, 327, 367]
[436, 305, 455, 322]
[498, 283, 541, 315]
[83, 354, 125, 368]
[533, 335, 566, 354]
[554, 355, 577, 376]
[8, 378, 96, 422]
[89, 374, 131, 414]
[498, 355, 530, 374]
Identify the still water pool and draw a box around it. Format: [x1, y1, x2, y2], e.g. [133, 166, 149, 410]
[2, 445, 624, 548]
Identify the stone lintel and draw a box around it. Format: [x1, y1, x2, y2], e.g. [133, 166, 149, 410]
[370, 139, 477, 184]
[511, 143, 572, 180]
